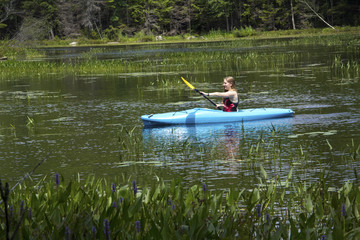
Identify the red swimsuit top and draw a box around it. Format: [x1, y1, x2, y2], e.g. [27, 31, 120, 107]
[223, 98, 238, 112]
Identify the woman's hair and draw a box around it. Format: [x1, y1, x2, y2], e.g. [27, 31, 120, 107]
[224, 76, 236, 91]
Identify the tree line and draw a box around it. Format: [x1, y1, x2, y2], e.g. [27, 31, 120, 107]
[0, 0, 359, 41]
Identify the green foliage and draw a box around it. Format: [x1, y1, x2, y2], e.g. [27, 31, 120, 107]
[103, 25, 122, 41]
[233, 26, 257, 38]
[134, 31, 154, 42]
[1, 32, 359, 83]
[2, 0, 360, 41]
[1, 170, 360, 239]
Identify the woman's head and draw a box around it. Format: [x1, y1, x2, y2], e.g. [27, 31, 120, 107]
[223, 76, 236, 91]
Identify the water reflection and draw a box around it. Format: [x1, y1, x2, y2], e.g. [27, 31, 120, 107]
[142, 117, 294, 157]
[141, 118, 294, 188]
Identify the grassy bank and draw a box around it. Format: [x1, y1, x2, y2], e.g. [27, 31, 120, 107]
[1, 26, 360, 59]
[22, 26, 360, 46]
[1, 33, 359, 84]
[1, 169, 360, 239]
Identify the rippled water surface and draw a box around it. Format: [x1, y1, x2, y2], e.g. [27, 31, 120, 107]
[1, 38, 359, 190]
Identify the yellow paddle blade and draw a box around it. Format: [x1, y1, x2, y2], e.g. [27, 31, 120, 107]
[181, 77, 196, 90]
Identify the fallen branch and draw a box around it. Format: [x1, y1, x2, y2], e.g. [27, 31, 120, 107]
[301, 0, 335, 29]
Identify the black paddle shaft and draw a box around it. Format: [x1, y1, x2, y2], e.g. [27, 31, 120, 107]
[194, 89, 222, 110]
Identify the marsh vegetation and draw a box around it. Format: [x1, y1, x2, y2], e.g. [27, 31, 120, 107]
[1, 32, 360, 238]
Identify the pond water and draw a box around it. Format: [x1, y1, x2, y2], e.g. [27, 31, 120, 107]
[0, 37, 359, 190]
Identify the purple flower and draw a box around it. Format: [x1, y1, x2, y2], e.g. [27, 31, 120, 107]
[168, 199, 176, 210]
[266, 213, 270, 224]
[20, 200, 24, 215]
[342, 204, 346, 217]
[92, 226, 97, 237]
[28, 207, 32, 220]
[112, 201, 117, 208]
[103, 219, 110, 240]
[321, 235, 327, 240]
[136, 220, 141, 233]
[55, 173, 60, 185]
[132, 181, 138, 195]
[111, 183, 116, 193]
[65, 226, 70, 239]
[119, 197, 123, 204]
[9, 206, 13, 219]
[202, 183, 207, 193]
[256, 203, 261, 217]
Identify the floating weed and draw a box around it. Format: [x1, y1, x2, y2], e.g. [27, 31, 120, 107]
[49, 116, 75, 122]
[288, 130, 338, 138]
[114, 160, 164, 167]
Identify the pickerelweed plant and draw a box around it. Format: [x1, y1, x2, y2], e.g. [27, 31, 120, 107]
[1, 168, 360, 239]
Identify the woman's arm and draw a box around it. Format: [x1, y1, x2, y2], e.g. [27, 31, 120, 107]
[200, 91, 236, 98]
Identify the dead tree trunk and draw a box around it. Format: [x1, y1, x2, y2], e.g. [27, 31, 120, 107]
[290, 0, 296, 29]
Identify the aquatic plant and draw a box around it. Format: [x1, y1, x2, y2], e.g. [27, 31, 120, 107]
[1, 169, 360, 239]
[332, 55, 360, 84]
[1, 32, 359, 82]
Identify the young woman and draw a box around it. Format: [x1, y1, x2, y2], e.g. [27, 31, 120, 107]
[200, 76, 239, 112]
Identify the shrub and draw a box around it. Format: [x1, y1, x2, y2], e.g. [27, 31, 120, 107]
[233, 26, 257, 38]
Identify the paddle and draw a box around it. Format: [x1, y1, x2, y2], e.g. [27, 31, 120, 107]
[181, 77, 221, 110]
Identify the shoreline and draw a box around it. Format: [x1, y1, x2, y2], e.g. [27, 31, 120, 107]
[1, 26, 359, 49]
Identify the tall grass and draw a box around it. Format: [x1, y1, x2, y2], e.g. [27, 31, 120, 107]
[1, 33, 359, 87]
[332, 55, 360, 83]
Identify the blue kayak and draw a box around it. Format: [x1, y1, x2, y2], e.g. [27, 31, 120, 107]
[141, 108, 294, 127]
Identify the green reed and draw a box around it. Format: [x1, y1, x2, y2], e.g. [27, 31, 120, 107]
[118, 126, 144, 162]
[332, 55, 360, 83]
[1, 33, 360, 84]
